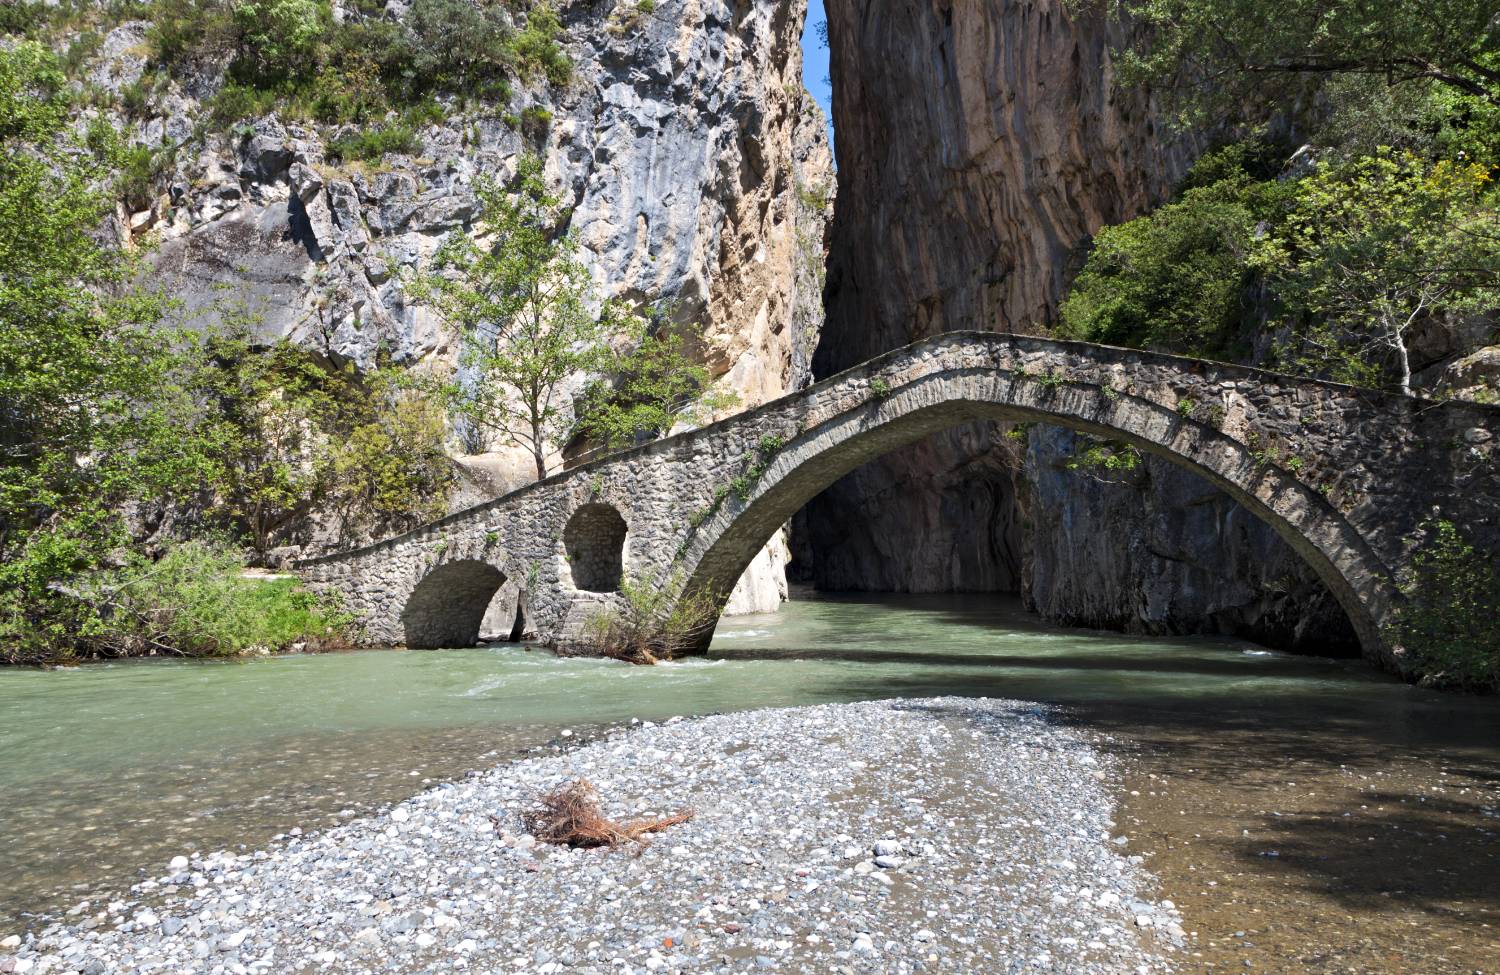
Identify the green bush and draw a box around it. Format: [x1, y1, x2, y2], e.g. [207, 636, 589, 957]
[510, 2, 570, 85]
[1391, 520, 1500, 692]
[205, 82, 280, 128]
[327, 120, 419, 161]
[579, 570, 718, 664]
[142, 0, 565, 131]
[79, 541, 351, 660]
[1058, 143, 1295, 360]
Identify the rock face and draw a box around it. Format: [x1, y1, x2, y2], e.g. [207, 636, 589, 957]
[804, 0, 1362, 649]
[1022, 429, 1359, 651]
[102, 0, 831, 611]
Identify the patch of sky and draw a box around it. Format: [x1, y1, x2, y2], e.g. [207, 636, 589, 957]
[800, 0, 835, 156]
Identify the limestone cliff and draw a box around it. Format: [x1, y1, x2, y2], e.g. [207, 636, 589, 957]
[808, 0, 1360, 650]
[93, 0, 831, 611]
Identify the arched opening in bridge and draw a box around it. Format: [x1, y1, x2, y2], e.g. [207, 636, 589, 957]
[787, 422, 1362, 656]
[687, 393, 1367, 658]
[401, 559, 506, 649]
[564, 503, 628, 592]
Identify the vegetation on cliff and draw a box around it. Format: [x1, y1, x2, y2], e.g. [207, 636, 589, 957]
[1064, 0, 1500, 687]
[0, 43, 443, 662]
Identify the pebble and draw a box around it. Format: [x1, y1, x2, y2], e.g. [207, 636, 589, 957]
[18, 698, 1183, 974]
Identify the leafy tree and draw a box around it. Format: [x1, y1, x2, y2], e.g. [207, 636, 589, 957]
[411, 157, 608, 479]
[1390, 520, 1500, 691]
[1059, 144, 1291, 359]
[230, 0, 331, 83]
[1255, 152, 1500, 392]
[195, 326, 453, 554]
[0, 42, 209, 655]
[573, 323, 736, 451]
[324, 371, 453, 542]
[414, 158, 728, 477]
[397, 0, 520, 100]
[1093, 0, 1500, 123]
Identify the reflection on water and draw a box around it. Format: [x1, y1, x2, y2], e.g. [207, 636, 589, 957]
[2, 593, 1496, 964]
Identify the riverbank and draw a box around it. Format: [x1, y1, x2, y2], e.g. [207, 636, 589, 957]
[6, 698, 1183, 974]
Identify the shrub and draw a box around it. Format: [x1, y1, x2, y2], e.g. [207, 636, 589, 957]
[205, 82, 279, 127]
[510, 2, 570, 86]
[579, 570, 719, 664]
[1391, 520, 1500, 692]
[520, 103, 552, 138]
[80, 541, 352, 658]
[326, 119, 419, 161]
[118, 141, 175, 210]
[1064, 437, 1143, 483]
[1, 540, 353, 663]
[398, 0, 517, 101]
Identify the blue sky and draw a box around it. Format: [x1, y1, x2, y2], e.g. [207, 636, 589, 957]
[799, 0, 834, 147]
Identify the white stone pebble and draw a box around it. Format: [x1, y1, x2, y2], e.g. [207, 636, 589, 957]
[14, 698, 1184, 975]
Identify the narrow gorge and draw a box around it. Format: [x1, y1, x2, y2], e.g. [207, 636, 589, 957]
[76, 0, 1495, 654]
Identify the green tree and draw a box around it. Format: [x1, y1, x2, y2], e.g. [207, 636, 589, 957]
[0, 42, 210, 655]
[1390, 520, 1500, 691]
[195, 325, 453, 554]
[1059, 143, 1291, 359]
[1093, 0, 1500, 123]
[411, 157, 609, 479]
[1255, 152, 1500, 393]
[413, 159, 728, 476]
[573, 322, 736, 451]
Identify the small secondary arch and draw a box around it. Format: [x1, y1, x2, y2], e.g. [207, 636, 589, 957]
[564, 502, 628, 592]
[401, 559, 507, 649]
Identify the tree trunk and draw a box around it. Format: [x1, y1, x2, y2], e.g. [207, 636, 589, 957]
[1394, 334, 1413, 396]
[531, 417, 548, 480]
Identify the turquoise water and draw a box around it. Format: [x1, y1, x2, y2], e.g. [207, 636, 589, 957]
[2, 593, 1493, 927]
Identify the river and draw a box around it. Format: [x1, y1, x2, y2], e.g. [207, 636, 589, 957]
[2, 594, 1496, 972]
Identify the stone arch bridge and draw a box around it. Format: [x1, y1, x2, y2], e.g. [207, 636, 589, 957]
[298, 332, 1500, 675]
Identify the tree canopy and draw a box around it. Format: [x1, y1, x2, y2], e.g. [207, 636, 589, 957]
[412, 156, 729, 477]
[1095, 0, 1500, 123]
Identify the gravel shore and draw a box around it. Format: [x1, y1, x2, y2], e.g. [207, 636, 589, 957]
[6, 697, 1183, 974]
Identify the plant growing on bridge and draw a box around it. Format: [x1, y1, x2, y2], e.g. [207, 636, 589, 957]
[1064, 438, 1143, 485]
[579, 569, 718, 665]
[1390, 519, 1500, 692]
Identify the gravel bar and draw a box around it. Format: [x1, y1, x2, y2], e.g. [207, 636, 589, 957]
[7, 697, 1184, 974]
